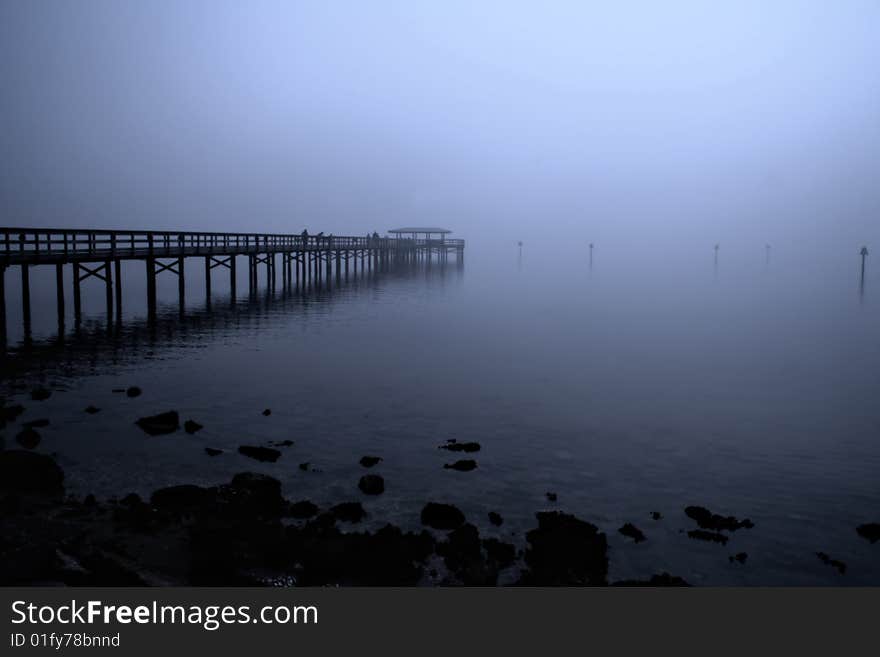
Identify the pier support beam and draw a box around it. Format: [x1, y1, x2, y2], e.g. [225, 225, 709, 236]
[230, 255, 237, 299]
[146, 258, 157, 319]
[0, 265, 6, 343]
[73, 263, 83, 322]
[105, 260, 113, 319]
[55, 263, 64, 329]
[21, 264, 31, 329]
[114, 259, 122, 320]
[178, 256, 185, 316]
[205, 255, 211, 302]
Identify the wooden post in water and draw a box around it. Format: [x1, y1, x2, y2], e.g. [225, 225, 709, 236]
[860, 246, 869, 290]
[145, 258, 156, 319]
[589, 243, 593, 268]
[178, 256, 185, 315]
[74, 263, 83, 321]
[55, 263, 64, 328]
[230, 255, 237, 298]
[204, 256, 211, 301]
[114, 259, 122, 320]
[20, 264, 30, 328]
[0, 264, 6, 342]
[104, 259, 113, 318]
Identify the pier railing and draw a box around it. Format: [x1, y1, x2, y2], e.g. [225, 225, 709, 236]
[0, 228, 464, 264]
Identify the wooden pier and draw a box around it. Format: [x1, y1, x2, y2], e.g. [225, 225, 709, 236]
[0, 227, 464, 338]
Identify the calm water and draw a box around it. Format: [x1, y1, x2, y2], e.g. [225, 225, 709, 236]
[2, 244, 878, 585]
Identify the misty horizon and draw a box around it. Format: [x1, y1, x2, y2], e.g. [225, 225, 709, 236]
[1, 1, 878, 257]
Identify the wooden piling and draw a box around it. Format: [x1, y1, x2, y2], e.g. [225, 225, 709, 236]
[114, 259, 122, 319]
[55, 263, 64, 326]
[21, 264, 31, 327]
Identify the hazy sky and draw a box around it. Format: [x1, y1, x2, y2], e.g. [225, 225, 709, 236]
[2, 1, 878, 251]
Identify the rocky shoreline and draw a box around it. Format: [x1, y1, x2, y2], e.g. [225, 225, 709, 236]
[2, 395, 878, 586]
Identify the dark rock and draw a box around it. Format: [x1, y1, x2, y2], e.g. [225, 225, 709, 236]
[437, 523, 494, 584]
[150, 484, 210, 511]
[23, 419, 49, 428]
[483, 538, 516, 571]
[0, 450, 64, 493]
[262, 408, 271, 416]
[856, 523, 880, 544]
[1, 403, 26, 422]
[729, 552, 748, 564]
[298, 462, 310, 471]
[443, 459, 477, 472]
[618, 522, 647, 543]
[184, 420, 203, 434]
[269, 440, 293, 447]
[613, 573, 689, 586]
[120, 493, 142, 507]
[684, 505, 754, 532]
[488, 511, 504, 526]
[126, 386, 142, 398]
[520, 511, 608, 585]
[83, 494, 97, 507]
[227, 473, 283, 515]
[358, 474, 385, 495]
[650, 511, 663, 520]
[135, 411, 180, 436]
[289, 522, 434, 586]
[439, 441, 481, 453]
[84, 406, 100, 414]
[288, 500, 319, 519]
[546, 492, 557, 502]
[31, 387, 51, 401]
[328, 502, 367, 523]
[359, 456, 382, 468]
[112, 388, 126, 393]
[238, 445, 281, 463]
[204, 448, 223, 457]
[421, 502, 466, 530]
[15, 427, 41, 449]
[816, 552, 846, 575]
[687, 529, 729, 545]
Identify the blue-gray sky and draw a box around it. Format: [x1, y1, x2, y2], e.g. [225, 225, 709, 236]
[2, 1, 878, 252]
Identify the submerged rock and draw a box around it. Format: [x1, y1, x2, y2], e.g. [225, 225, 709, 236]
[546, 492, 558, 502]
[328, 502, 367, 523]
[135, 411, 180, 436]
[0, 450, 64, 493]
[269, 440, 293, 447]
[520, 511, 608, 586]
[204, 448, 223, 457]
[84, 406, 101, 414]
[31, 387, 52, 401]
[15, 427, 41, 449]
[238, 445, 281, 463]
[298, 462, 310, 471]
[687, 530, 728, 545]
[443, 459, 477, 472]
[358, 474, 385, 495]
[488, 511, 504, 527]
[184, 420, 203, 434]
[262, 408, 272, 416]
[685, 505, 754, 532]
[150, 484, 210, 511]
[856, 523, 880, 544]
[618, 523, 647, 543]
[421, 503, 466, 530]
[126, 386, 142, 398]
[359, 456, 382, 468]
[1, 403, 26, 422]
[439, 441, 481, 453]
[729, 552, 748, 564]
[650, 511, 663, 520]
[816, 552, 846, 575]
[287, 500, 319, 519]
